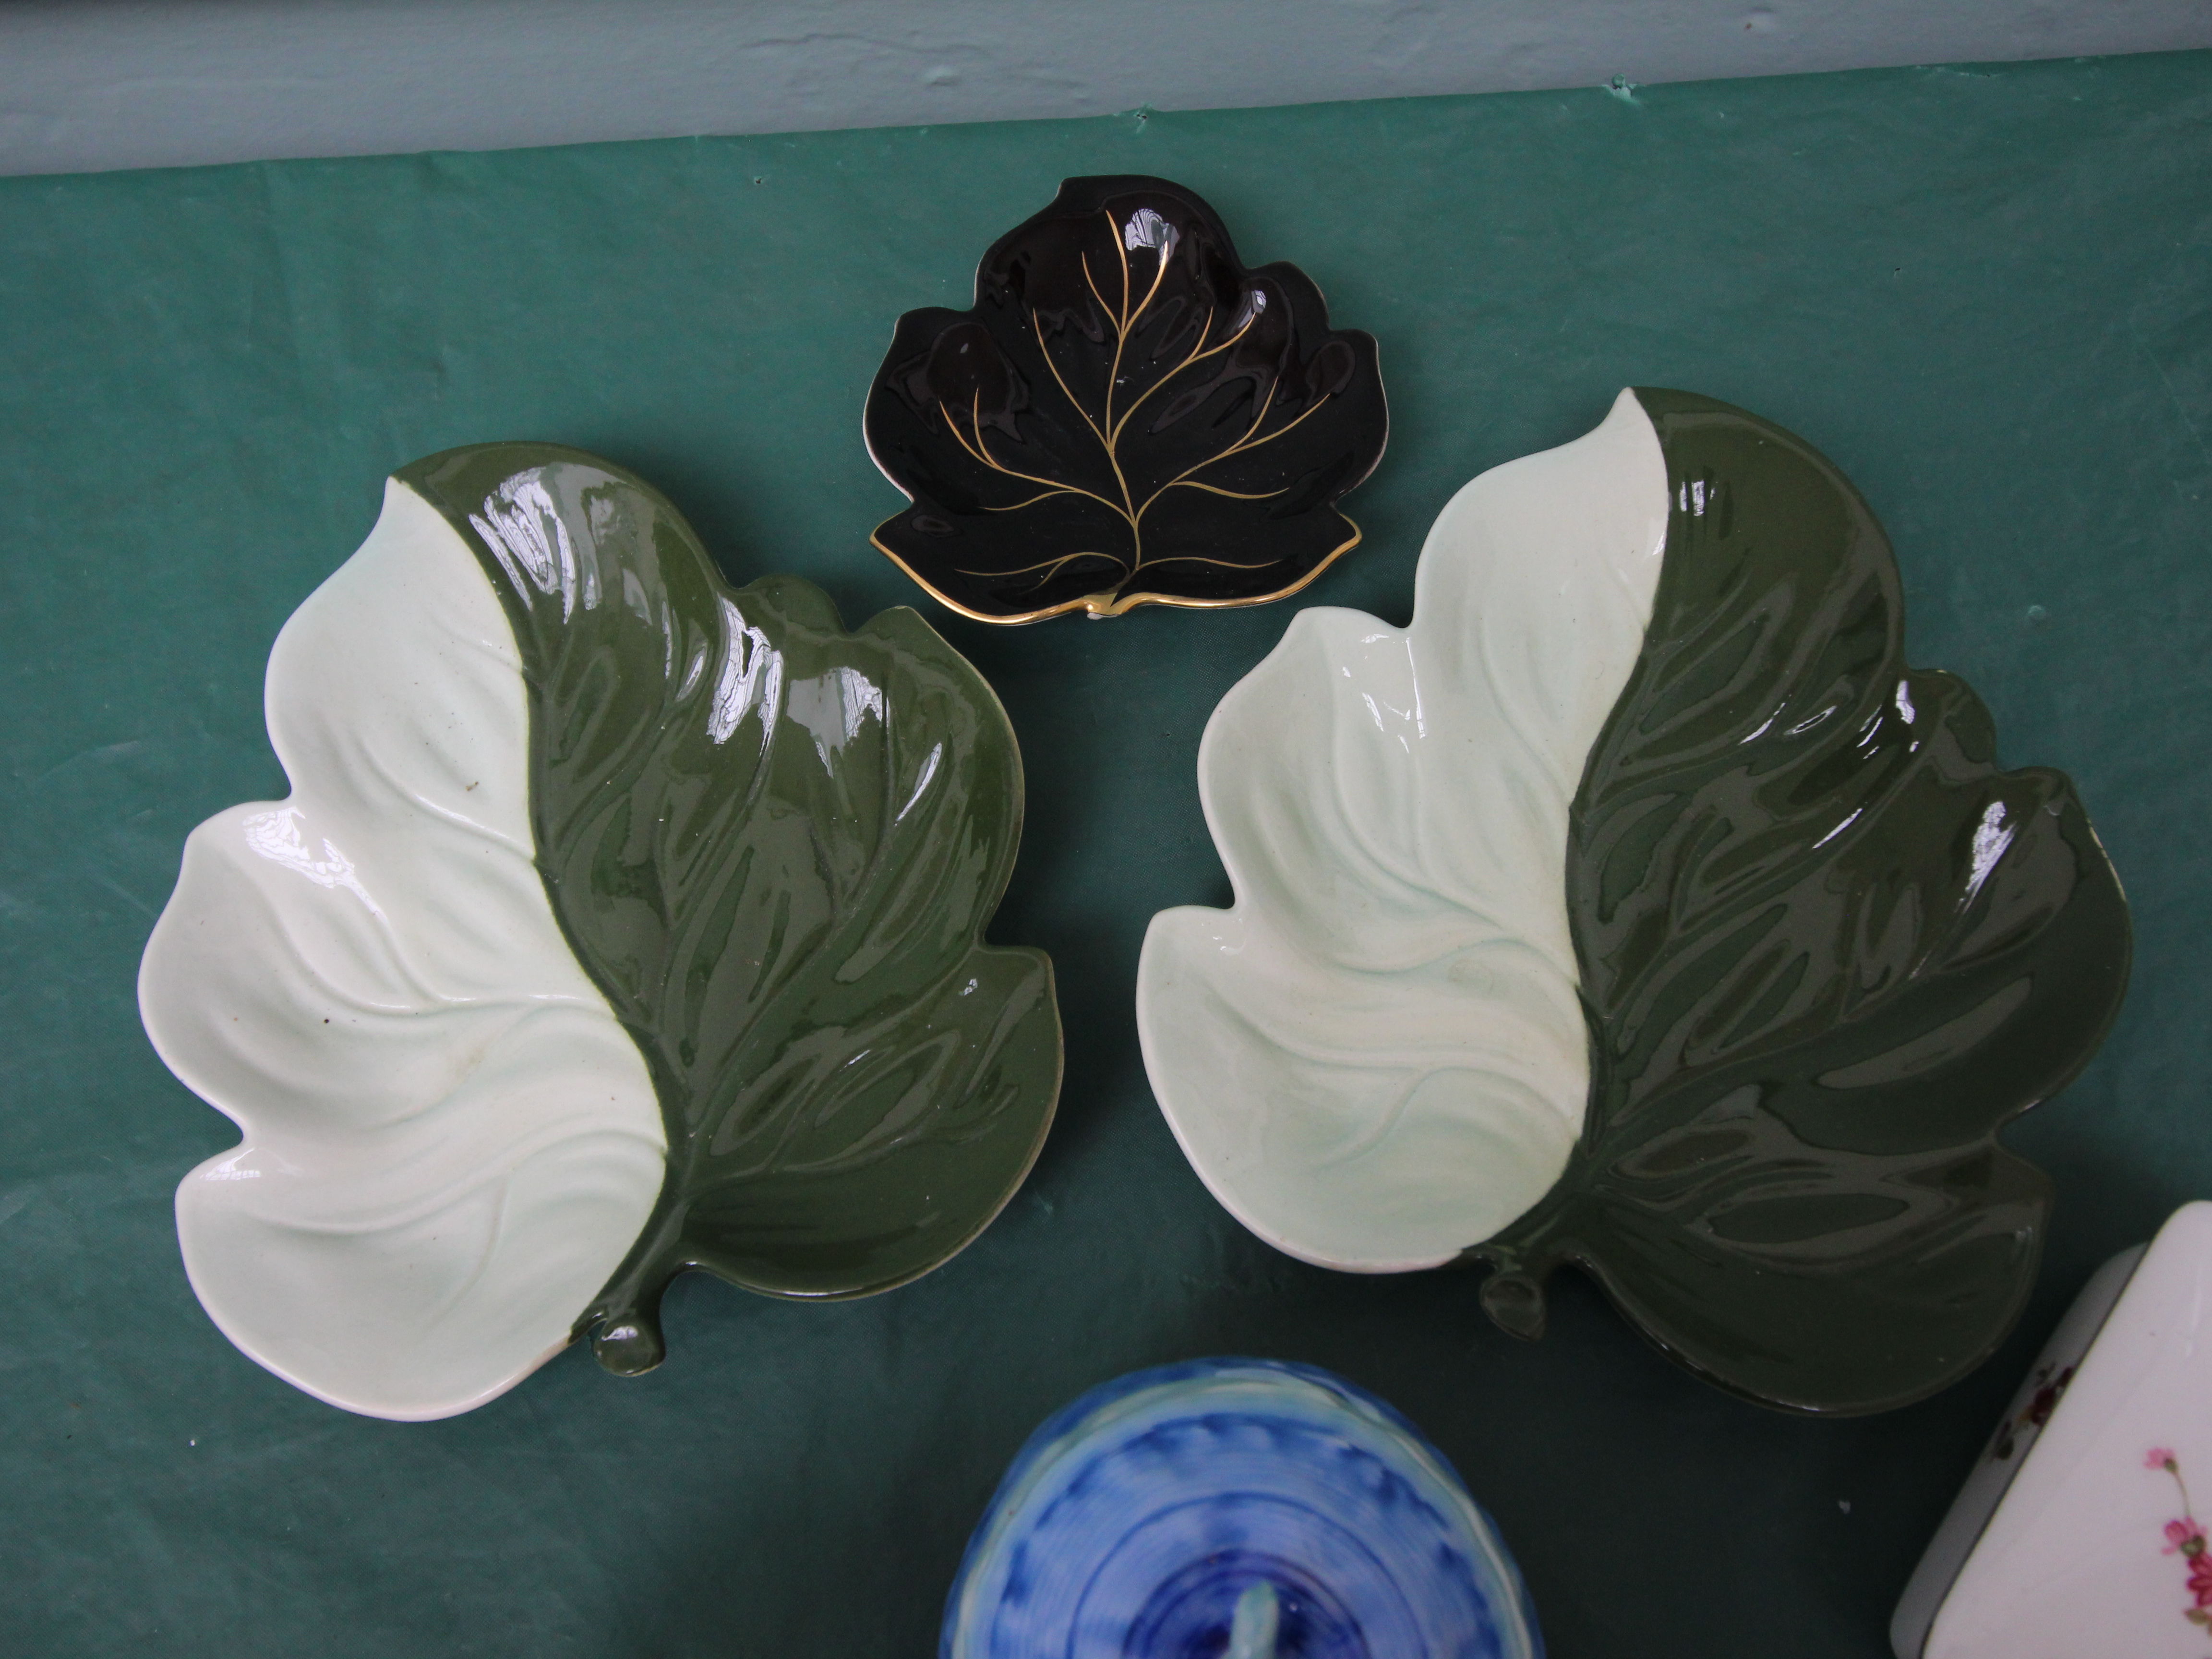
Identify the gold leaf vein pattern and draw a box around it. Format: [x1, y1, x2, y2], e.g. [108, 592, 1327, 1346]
[865, 176, 1387, 623]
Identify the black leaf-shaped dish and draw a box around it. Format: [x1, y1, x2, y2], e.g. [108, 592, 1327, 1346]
[865, 175, 1388, 623]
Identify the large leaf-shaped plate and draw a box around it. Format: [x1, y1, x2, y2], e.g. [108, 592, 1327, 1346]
[139, 445, 1062, 1419]
[865, 174, 1388, 623]
[1138, 388, 2130, 1414]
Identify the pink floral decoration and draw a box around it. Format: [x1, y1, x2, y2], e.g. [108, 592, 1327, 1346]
[2148, 1448, 2212, 1635]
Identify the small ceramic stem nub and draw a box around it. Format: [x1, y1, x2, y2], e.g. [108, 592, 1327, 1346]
[577, 1187, 697, 1375]
[580, 1222, 680, 1376]
[1479, 1271, 1548, 1341]
[588, 1303, 667, 1376]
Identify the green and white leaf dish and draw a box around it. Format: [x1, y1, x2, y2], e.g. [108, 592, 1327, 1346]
[140, 445, 1061, 1421]
[1137, 388, 2131, 1416]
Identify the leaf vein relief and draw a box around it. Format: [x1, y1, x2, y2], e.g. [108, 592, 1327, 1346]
[1506, 392, 2128, 1414]
[142, 480, 672, 1421]
[1141, 388, 2128, 1414]
[143, 445, 1067, 1418]
[399, 445, 1062, 1379]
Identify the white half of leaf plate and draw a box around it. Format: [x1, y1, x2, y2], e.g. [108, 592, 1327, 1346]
[139, 481, 667, 1422]
[1136, 389, 1669, 1271]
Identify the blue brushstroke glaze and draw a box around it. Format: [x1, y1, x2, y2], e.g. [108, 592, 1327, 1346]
[943, 1359, 1545, 1659]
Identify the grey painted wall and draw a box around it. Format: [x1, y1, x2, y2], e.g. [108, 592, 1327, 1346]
[4, 0, 2210, 175]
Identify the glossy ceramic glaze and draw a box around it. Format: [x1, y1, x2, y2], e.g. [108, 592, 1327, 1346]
[1901, 1203, 2212, 1658]
[1140, 388, 2131, 1415]
[141, 446, 1062, 1416]
[1139, 390, 1669, 1273]
[140, 480, 666, 1421]
[1890, 1238, 2147, 1657]
[865, 175, 1388, 623]
[941, 1358, 1544, 1659]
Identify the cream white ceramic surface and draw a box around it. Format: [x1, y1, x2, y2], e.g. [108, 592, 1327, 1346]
[1922, 1202, 2212, 1659]
[1889, 1241, 2146, 1657]
[1136, 389, 1669, 1271]
[138, 481, 666, 1422]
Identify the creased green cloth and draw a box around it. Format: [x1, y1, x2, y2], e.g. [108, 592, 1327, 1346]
[1, 50, 2207, 1658]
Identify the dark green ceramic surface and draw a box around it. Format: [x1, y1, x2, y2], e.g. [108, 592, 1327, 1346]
[865, 174, 1386, 621]
[397, 445, 1061, 1371]
[4, 49, 2208, 1659]
[1474, 390, 2132, 1415]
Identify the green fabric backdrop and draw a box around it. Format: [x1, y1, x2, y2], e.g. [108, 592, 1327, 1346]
[2, 48, 2207, 1658]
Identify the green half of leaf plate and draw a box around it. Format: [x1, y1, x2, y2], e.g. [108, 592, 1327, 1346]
[399, 445, 1063, 1375]
[1472, 389, 2131, 1414]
